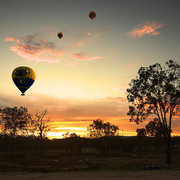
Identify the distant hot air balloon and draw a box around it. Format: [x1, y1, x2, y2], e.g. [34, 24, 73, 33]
[57, 32, 63, 39]
[89, 11, 96, 20]
[12, 66, 36, 96]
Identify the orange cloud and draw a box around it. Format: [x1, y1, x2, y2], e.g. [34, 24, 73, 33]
[5, 31, 105, 64]
[71, 53, 103, 61]
[128, 21, 164, 38]
[4, 35, 63, 63]
[4, 37, 20, 43]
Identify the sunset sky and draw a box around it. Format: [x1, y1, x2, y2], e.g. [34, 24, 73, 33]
[0, 0, 180, 138]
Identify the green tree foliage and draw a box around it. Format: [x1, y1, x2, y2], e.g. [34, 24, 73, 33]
[126, 60, 180, 164]
[32, 109, 50, 139]
[88, 119, 119, 138]
[0, 106, 32, 137]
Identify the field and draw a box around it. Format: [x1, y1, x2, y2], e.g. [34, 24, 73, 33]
[0, 152, 180, 180]
[1, 170, 180, 180]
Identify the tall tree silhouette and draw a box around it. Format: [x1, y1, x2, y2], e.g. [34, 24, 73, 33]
[0, 106, 32, 136]
[126, 60, 180, 164]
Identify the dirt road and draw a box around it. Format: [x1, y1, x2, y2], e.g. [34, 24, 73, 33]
[0, 170, 180, 180]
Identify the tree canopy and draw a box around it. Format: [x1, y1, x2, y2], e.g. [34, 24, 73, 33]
[146, 118, 165, 137]
[136, 118, 172, 137]
[0, 106, 32, 136]
[136, 128, 146, 137]
[126, 60, 180, 164]
[88, 119, 119, 138]
[127, 60, 179, 124]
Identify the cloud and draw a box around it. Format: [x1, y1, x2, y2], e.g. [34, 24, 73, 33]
[4, 34, 63, 63]
[4, 37, 20, 42]
[0, 93, 129, 137]
[71, 53, 103, 61]
[127, 21, 164, 38]
[1, 93, 180, 137]
[0, 93, 128, 121]
[5, 30, 105, 64]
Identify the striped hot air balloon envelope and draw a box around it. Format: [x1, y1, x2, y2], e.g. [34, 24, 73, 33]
[12, 66, 36, 96]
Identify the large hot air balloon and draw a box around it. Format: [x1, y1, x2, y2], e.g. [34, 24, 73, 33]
[12, 66, 36, 96]
[57, 32, 63, 39]
[89, 11, 96, 20]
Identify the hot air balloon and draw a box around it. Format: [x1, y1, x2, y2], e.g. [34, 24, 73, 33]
[89, 11, 96, 20]
[57, 32, 63, 39]
[12, 66, 36, 96]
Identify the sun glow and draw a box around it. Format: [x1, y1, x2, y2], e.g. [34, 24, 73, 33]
[47, 128, 88, 139]
[47, 132, 65, 139]
[55, 127, 87, 131]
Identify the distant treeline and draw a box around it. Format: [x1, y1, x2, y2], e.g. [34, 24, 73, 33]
[0, 135, 180, 154]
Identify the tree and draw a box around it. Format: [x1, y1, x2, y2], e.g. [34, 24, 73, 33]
[62, 132, 80, 138]
[126, 60, 180, 164]
[0, 106, 32, 137]
[146, 118, 164, 137]
[88, 119, 119, 138]
[33, 109, 50, 139]
[136, 118, 172, 138]
[136, 128, 147, 137]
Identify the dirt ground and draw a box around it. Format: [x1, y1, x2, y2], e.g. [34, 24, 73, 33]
[0, 170, 180, 180]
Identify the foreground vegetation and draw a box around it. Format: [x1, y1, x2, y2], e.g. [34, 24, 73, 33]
[0, 135, 180, 172]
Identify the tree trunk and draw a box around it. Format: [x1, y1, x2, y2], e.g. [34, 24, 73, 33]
[161, 115, 172, 164]
[40, 130, 43, 139]
[166, 133, 172, 164]
[163, 129, 172, 164]
[166, 109, 173, 164]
